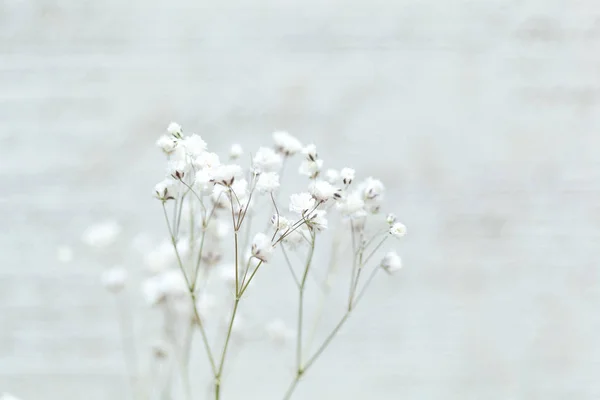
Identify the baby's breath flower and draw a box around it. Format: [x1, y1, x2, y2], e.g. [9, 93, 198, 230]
[289, 192, 316, 214]
[83, 221, 122, 248]
[325, 169, 340, 184]
[212, 164, 242, 186]
[336, 192, 366, 219]
[271, 214, 291, 230]
[361, 177, 385, 201]
[230, 143, 243, 159]
[282, 226, 311, 249]
[143, 269, 188, 305]
[273, 131, 303, 156]
[389, 222, 407, 238]
[194, 152, 220, 170]
[154, 179, 176, 201]
[386, 213, 397, 225]
[181, 134, 207, 156]
[381, 251, 402, 274]
[167, 160, 188, 180]
[310, 180, 338, 202]
[251, 233, 273, 262]
[167, 122, 182, 137]
[256, 172, 280, 193]
[302, 144, 318, 161]
[194, 170, 213, 194]
[299, 159, 323, 179]
[340, 168, 355, 185]
[308, 210, 328, 231]
[102, 267, 127, 293]
[151, 339, 171, 359]
[156, 135, 178, 154]
[253, 147, 283, 173]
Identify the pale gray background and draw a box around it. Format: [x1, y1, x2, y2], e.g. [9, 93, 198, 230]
[1, 0, 600, 399]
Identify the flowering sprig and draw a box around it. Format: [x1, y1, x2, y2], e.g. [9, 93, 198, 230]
[98, 122, 407, 400]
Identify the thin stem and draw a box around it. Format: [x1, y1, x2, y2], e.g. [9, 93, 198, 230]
[215, 297, 240, 399]
[296, 231, 316, 371]
[353, 266, 381, 306]
[303, 312, 350, 371]
[363, 236, 388, 266]
[239, 260, 263, 297]
[281, 244, 300, 288]
[162, 203, 191, 288]
[282, 374, 301, 400]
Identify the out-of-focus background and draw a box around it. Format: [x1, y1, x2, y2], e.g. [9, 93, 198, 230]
[1, 0, 600, 399]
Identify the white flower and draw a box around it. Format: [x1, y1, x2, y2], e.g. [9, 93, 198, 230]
[167, 160, 189, 180]
[340, 168, 355, 185]
[102, 267, 127, 293]
[325, 169, 340, 184]
[299, 159, 323, 178]
[154, 179, 176, 201]
[389, 222, 407, 238]
[361, 177, 385, 201]
[281, 225, 311, 248]
[271, 214, 291, 230]
[381, 251, 402, 274]
[308, 210, 328, 231]
[256, 172, 280, 193]
[82, 221, 121, 248]
[156, 135, 178, 154]
[143, 269, 188, 305]
[211, 185, 230, 208]
[230, 143, 243, 159]
[273, 131, 302, 156]
[386, 213, 397, 225]
[302, 144, 318, 161]
[289, 192, 316, 214]
[144, 240, 176, 273]
[253, 147, 283, 173]
[212, 164, 242, 186]
[167, 122, 182, 137]
[194, 170, 214, 194]
[336, 192, 366, 219]
[194, 152, 220, 170]
[265, 319, 294, 344]
[56, 245, 73, 263]
[181, 134, 207, 156]
[251, 233, 273, 262]
[310, 180, 338, 202]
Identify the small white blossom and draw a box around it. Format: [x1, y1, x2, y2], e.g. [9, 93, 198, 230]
[181, 134, 207, 156]
[273, 131, 303, 156]
[271, 214, 291, 230]
[167, 122, 182, 137]
[361, 177, 385, 200]
[308, 210, 328, 231]
[251, 233, 273, 262]
[156, 135, 178, 154]
[194, 152, 220, 170]
[154, 179, 176, 201]
[83, 221, 121, 248]
[144, 240, 176, 273]
[389, 222, 407, 238]
[381, 251, 402, 274]
[167, 160, 189, 180]
[386, 213, 397, 225]
[289, 192, 316, 214]
[56, 245, 73, 263]
[143, 269, 188, 305]
[194, 170, 213, 194]
[253, 147, 283, 173]
[299, 159, 323, 178]
[256, 172, 280, 193]
[302, 144, 318, 161]
[325, 169, 340, 184]
[265, 319, 294, 344]
[212, 164, 242, 186]
[281, 225, 311, 248]
[310, 180, 338, 202]
[102, 267, 127, 293]
[340, 168, 355, 185]
[336, 192, 366, 219]
[230, 143, 243, 159]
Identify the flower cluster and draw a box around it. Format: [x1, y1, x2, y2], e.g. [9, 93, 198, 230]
[96, 123, 407, 400]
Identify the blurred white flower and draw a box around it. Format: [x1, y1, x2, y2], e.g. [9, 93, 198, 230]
[289, 192, 316, 214]
[194, 151, 220, 170]
[212, 164, 242, 186]
[167, 160, 189, 180]
[299, 159, 323, 179]
[82, 221, 121, 248]
[156, 135, 178, 154]
[282, 226, 311, 248]
[336, 192, 366, 219]
[386, 213, 397, 225]
[256, 172, 280, 193]
[381, 251, 402, 274]
[102, 267, 127, 293]
[0, 393, 23, 400]
[56, 245, 73, 263]
[389, 222, 407, 238]
[265, 319, 294, 344]
[167, 122, 182, 137]
[308, 210, 328, 231]
[253, 147, 283, 173]
[310, 180, 338, 202]
[181, 134, 207, 156]
[154, 179, 176, 201]
[302, 144, 318, 161]
[251, 233, 273, 262]
[144, 240, 176, 273]
[143, 269, 188, 305]
[194, 170, 214, 194]
[273, 131, 302, 156]
[325, 169, 340, 184]
[340, 168, 355, 185]
[230, 143, 243, 159]
[271, 214, 291, 231]
[361, 177, 385, 201]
